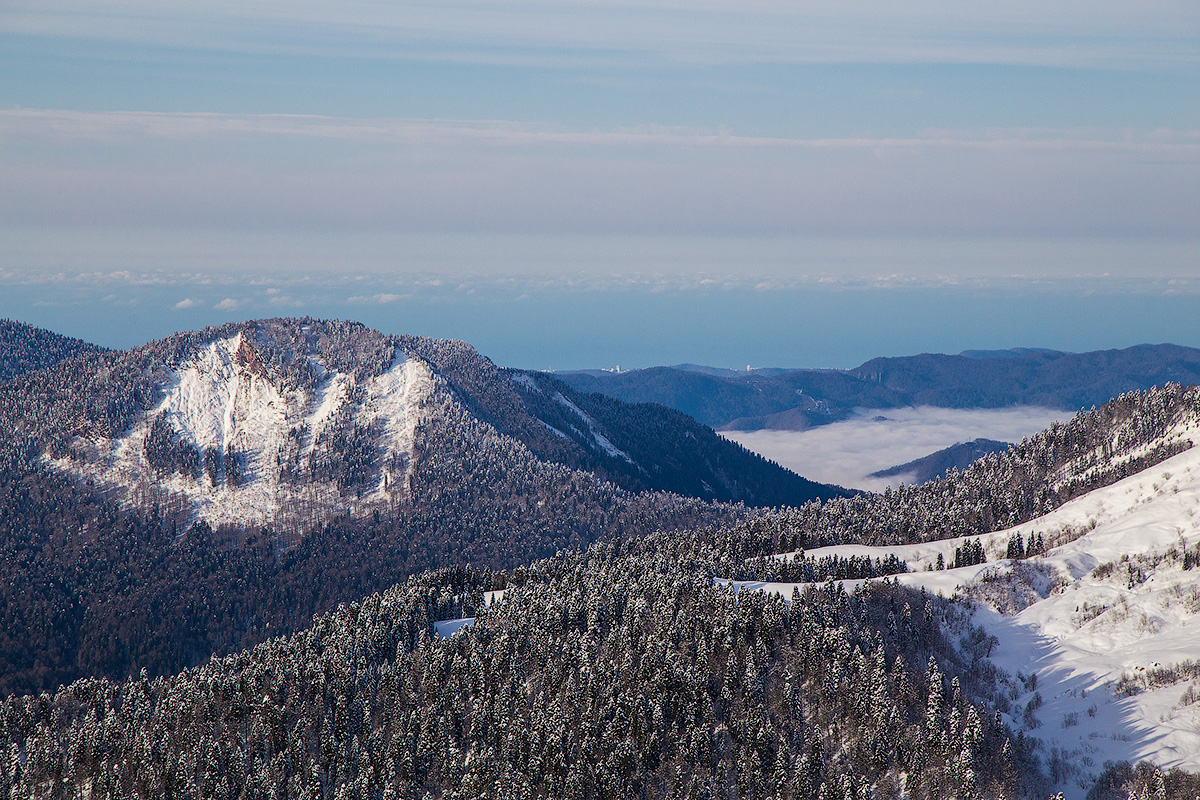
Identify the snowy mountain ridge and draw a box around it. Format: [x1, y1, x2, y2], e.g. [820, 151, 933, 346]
[49, 332, 432, 530]
[27, 316, 843, 538]
[558, 344, 1200, 432]
[725, 411, 1200, 797]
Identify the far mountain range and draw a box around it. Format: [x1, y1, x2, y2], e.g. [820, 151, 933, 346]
[557, 344, 1200, 431]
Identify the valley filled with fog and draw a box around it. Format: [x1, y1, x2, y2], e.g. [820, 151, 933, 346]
[725, 405, 1067, 491]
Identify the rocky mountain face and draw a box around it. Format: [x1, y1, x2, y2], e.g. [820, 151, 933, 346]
[46, 329, 427, 530]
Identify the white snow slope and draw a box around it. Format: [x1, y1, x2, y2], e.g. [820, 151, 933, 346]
[553, 391, 636, 464]
[50, 334, 434, 530]
[725, 415, 1200, 798]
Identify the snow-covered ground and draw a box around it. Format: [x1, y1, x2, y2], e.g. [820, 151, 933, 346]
[433, 618, 476, 638]
[49, 334, 433, 529]
[434, 591, 506, 638]
[726, 416, 1200, 797]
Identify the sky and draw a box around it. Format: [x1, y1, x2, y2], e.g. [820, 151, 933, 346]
[1, 0, 1198, 368]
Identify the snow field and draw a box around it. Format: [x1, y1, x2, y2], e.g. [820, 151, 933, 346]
[432, 591, 506, 638]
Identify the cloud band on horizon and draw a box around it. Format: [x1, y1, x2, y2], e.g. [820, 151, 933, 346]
[2, 109, 1196, 238]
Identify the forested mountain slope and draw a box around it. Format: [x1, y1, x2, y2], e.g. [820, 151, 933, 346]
[0, 530, 1045, 800]
[559, 344, 1200, 430]
[724, 394, 1200, 797]
[0, 318, 104, 383]
[509, 369, 845, 506]
[0, 318, 768, 695]
[381, 334, 845, 505]
[4, 375, 1200, 797]
[726, 384, 1199, 556]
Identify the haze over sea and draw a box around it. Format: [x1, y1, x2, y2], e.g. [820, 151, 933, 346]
[4, 232, 1199, 369]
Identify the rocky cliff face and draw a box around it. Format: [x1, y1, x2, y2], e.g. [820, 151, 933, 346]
[49, 330, 435, 529]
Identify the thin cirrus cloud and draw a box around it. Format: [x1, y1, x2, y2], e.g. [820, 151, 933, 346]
[8, 228, 1200, 290]
[1, 109, 1197, 239]
[7, 109, 1198, 151]
[3, 0, 1197, 68]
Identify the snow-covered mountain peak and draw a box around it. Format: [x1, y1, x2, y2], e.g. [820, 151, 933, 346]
[49, 333, 433, 530]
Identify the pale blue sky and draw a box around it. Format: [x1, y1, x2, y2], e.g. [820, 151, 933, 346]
[2, 1, 1198, 367]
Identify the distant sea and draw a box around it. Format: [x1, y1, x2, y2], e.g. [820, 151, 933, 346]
[3, 230, 1197, 369]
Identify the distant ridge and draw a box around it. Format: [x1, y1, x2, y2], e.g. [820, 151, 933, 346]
[868, 438, 1013, 483]
[668, 363, 792, 377]
[0, 318, 105, 383]
[559, 343, 1200, 430]
[956, 347, 1063, 359]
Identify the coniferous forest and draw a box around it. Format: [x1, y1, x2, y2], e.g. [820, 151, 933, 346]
[1, 319, 1199, 799]
[0, 542, 1037, 800]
